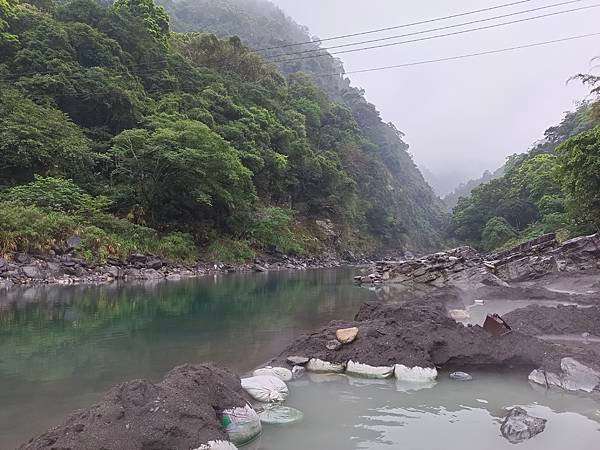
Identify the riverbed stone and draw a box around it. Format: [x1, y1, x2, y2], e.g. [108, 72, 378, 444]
[287, 356, 309, 366]
[500, 407, 547, 444]
[449, 372, 473, 381]
[336, 327, 358, 344]
[326, 339, 342, 351]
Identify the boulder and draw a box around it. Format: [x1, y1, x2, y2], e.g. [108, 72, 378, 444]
[146, 258, 163, 270]
[22, 265, 44, 279]
[500, 407, 547, 444]
[529, 357, 600, 393]
[335, 327, 358, 344]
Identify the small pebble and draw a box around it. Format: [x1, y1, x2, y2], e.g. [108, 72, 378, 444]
[450, 371, 473, 381]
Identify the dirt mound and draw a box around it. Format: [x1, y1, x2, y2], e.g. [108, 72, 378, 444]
[273, 299, 573, 372]
[504, 305, 600, 336]
[21, 364, 248, 450]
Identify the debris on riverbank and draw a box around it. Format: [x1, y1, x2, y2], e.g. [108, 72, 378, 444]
[21, 364, 250, 450]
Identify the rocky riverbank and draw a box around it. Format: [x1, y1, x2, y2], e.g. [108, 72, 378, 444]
[355, 232, 600, 288]
[0, 251, 361, 290]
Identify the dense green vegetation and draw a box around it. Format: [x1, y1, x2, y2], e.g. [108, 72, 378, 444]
[451, 100, 600, 251]
[0, 0, 446, 262]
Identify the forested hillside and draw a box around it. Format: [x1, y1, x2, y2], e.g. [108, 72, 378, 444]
[161, 0, 448, 250]
[0, 0, 446, 264]
[451, 99, 600, 252]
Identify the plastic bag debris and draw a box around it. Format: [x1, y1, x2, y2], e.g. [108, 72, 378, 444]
[253, 366, 293, 382]
[291, 365, 305, 379]
[220, 404, 262, 446]
[394, 365, 438, 382]
[346, 360, 394, 379]
[258, 405, 304, 425]
[241, 375, 289, 403]
[306, 358, 345, 373]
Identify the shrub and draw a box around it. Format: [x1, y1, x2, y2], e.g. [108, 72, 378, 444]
[0, 202, 79, 254]
[481, 216, 518, 252]
[206, 238, 255, 262]
[0, 176, 110, 213]
[248, 207, 304, 254]
[154, 232, 197, 262]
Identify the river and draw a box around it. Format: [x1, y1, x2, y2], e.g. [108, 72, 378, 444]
[1, 269, 599, 449]
[0, 269, 373, 448]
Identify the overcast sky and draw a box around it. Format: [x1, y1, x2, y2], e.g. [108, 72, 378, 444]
[270, 0, 600, 194]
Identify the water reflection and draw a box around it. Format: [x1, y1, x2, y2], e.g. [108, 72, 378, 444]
[0, 269, 374, 448]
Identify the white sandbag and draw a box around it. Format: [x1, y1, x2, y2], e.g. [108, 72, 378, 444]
[253, 366, 293, 382]
[394, 364, 438, 382]
[346, 360, 394, 379]
[241, 375, 289, 403]
[258, 405, 304, 425]
[306, 358, 345, 373]
[220, 404, 261, 446]
[194, 440, 238, 450]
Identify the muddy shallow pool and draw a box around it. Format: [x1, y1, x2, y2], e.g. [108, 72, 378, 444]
[252, 371, 600, 450]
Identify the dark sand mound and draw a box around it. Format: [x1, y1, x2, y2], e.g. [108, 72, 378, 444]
[504, 305, 600, 337]
[21, 364, 248, 450]
[273, 298, 583, 372]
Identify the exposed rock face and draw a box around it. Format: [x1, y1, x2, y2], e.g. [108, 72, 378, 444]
[500, 407, 547, 444]
[359, 247, 507, 290]
[21, 364, 249, 450]
[358, 233, 600, 289]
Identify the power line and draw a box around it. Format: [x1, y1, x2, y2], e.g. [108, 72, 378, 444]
[2, 32, 597, 97]
[270, 3, 600, 64]
[315, 32, 600, 77]
[265, 0, 585, 59]
[255, 0, 538, 52]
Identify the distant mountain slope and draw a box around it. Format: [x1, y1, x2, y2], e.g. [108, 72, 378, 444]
[160, 0, 448, 251]
[443, 166, 505, 212]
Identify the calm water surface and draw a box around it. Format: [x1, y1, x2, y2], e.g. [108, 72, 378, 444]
[258, 372, 600, 450]
[0, 269, 373, 448]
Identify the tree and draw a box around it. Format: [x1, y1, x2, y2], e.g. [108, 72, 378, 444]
[556, 126, 600, 228]
[110, 118, 255, 230]
[481, 217, 518, 251]
[0, 88, 93, 184]
[112, 0, 170, 46]
[0, 0, 17, 45]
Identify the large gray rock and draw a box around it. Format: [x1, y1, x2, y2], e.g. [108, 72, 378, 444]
[529, 357, 600, 393]
[500, 407, 547, 444]
[22, 265, 44, 279]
